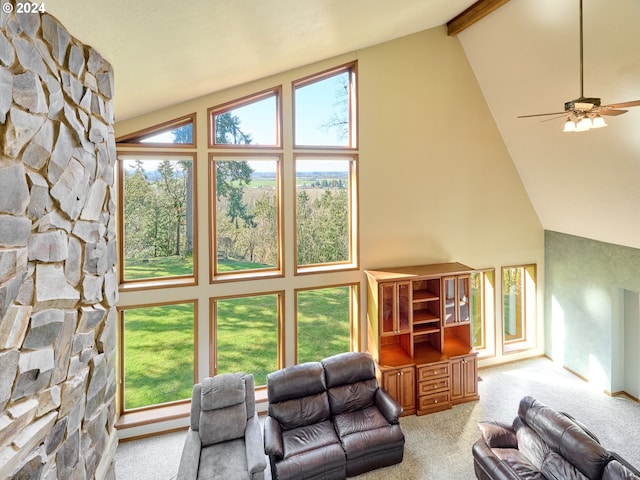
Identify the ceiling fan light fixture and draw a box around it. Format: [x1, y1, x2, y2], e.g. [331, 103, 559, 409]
[576, 116, 592, 132]
[563, 117, 577, 132]
[591, 114, 607, 128]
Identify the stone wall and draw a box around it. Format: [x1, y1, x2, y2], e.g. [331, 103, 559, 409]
[0, 5, 117, 480]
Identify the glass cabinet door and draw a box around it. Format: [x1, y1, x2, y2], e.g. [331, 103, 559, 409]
[397, 282, 410, 332]
[381, 283, 395, 334]
[443, 277, 456, 325]
[458, 276, 470, 324]
[380, 282, 411, 334]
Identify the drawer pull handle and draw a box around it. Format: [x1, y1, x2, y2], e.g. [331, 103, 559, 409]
[433, 385, 437, 389]
[434, 399, 438, 403]
[434, 370, 438, 374]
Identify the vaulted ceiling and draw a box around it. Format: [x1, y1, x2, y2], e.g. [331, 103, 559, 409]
[46, 0, 640, 250]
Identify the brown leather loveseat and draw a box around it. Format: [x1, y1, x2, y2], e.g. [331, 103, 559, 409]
[472, 396, 640, 480]
[263, 351, 405, 480]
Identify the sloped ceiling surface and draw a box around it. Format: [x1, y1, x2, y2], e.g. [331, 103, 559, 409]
[457, 0, 640, 249]
[45, 0, 640, 250]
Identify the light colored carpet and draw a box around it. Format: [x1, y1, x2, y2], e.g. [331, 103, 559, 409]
[115, 357, 640, 480]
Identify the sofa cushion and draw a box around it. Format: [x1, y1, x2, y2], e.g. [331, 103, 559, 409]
[332, 405, 390, 438]
[267, 362, 326, 404]
[327, 379, 377, 415]
[540, 451, 588, 480]
[281, 419, 341, 459]
[269, 392, 331, 431]
[201, 373, 246, 410]
[198, 438, 248, 480]
[272, 442, 346, 480]
[322, 352, 376, 388]
[518, 396, 609, 479]
[513, 416, 551, 471]
[199, 402, 246, 446]
[478, 421, 518, 449]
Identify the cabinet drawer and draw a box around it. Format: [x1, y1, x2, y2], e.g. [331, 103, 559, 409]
[419, 392, 450, 409]
[418, 362, 449, 381]
[418, 377, 449, 395]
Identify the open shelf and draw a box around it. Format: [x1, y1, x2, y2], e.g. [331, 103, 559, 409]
[412, 289, 439, 302]
[413, 311, 439, 323]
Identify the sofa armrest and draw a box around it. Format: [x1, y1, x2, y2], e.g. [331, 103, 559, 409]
[608, 451, 640, 477]
[375, 387, 403, 424]
[472, 440, 529, 480]
[176, 428, 201, 480]
[478, 421, 518, 449]
[263, 415, 284, 459]
[245, 414, 267, 477]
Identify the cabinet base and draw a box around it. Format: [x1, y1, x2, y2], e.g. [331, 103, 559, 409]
[416, 403, 451, 415]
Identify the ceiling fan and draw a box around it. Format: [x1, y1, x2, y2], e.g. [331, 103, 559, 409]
[518, 0, 640, 131]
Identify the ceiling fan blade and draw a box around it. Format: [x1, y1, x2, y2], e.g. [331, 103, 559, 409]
[599, 109, 628, 116]
[600, 100, 640, 109]
[540, 114, 567, 123]
[517, 111, 567, 119]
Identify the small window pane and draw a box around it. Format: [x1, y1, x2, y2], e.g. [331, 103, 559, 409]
[140, 123, 193, 144]
[212, 92, 279, 146]
[471, 272, 486, 349]
[296, 286, 352, 363]
[122, 303, 195, 410]
[296, 158, 354, 268]
[214, 294, 280, 386]
[117, 115, 195, 146]
[120, 156, 195, 282]
[294, 70, 353, 147]
[214, 157, 280, 275]
[503, 267, 525, 343]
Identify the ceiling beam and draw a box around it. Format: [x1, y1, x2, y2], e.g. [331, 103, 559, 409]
[447, 0, 510, 36]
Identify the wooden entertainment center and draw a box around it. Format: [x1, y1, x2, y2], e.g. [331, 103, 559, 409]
[366, 262, 479, 416]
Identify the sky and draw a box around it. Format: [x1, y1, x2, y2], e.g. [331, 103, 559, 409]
[131, 71, 352, 174]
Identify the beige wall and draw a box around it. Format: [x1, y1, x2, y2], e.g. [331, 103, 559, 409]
[116, 25, 543, 435]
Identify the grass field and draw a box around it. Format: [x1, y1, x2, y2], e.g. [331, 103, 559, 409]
[122, 256, 351, 410]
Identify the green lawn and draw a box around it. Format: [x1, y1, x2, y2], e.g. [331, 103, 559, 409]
[124, 255, 193, 280]
[123, 257, 351, 410]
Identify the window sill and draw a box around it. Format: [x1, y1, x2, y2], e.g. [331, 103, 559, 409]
[116, 390, 269, 432]
[119, 276, 197, 292]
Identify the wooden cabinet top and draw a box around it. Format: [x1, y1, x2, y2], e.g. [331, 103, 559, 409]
[365, 262, 474, 281]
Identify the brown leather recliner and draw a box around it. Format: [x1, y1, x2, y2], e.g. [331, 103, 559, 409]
[264, 352, 404, 480]
[472, 396, 640, 480]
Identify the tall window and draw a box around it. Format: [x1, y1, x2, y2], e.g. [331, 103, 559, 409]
[295, 284, 358, 363]
[211, 156, 282, 279]
[502, 264, 537, 352]
[118, 154, 196, 285]
[119, 301, 197, 411]
[211, 293, 282, 387]
[295, 157, 358, 272]
[470, 269, 495, 356]
[209, 88, 281, 148]
[294, 64, 357, 148]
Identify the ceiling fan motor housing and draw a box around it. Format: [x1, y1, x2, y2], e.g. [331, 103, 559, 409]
[565, 97, 601, 111]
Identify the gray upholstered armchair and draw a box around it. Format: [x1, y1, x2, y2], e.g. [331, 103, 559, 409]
[177, 373, 266, 480]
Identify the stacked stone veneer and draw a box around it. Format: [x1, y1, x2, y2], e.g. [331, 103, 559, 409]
[0, 6, 117, 480]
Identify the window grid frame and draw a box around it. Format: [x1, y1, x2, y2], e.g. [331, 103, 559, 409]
[292, 61, 358, 150]
[117, 299, 199, 415]
[207, 86, 283, 149]
[116, 112, 197, 148]
[209, 291, 285, 390]
[294, 282, 361, 364]
[116, 150, 199, 292]
[501, 264, 537, 353]
[209, 152, 285, 283]
[293, 153, 359, 275]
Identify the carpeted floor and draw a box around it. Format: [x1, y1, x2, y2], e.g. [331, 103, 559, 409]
[114, 357, 640, 480]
